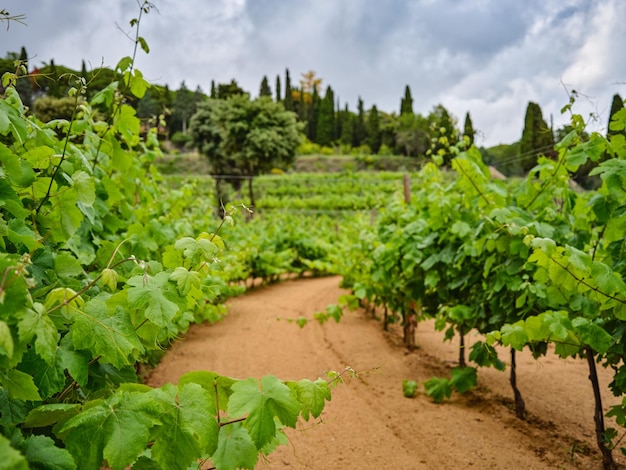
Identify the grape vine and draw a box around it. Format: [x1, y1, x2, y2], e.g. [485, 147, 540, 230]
[0, 4, 335, 469]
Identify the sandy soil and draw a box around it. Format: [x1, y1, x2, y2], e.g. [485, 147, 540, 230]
[146, 276, 625, 470]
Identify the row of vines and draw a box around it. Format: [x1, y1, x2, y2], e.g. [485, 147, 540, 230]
[0, 5, 340, 469]
[329, 104, 626, 468]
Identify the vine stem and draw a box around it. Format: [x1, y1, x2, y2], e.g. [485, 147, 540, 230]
[585, 346, 616, 470]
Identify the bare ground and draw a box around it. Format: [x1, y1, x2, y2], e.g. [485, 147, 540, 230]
[146, 276, 625, 470]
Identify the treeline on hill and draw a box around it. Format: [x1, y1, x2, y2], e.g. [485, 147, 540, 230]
[1, 47, 624, 186]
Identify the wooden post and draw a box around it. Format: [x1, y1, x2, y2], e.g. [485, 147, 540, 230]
[403, 174, 411, 203]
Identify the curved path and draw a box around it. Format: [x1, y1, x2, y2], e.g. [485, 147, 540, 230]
[147, 276, 623, 469]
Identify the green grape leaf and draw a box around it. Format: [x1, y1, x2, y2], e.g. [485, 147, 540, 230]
[150, 383, 219, 469]
[0, 320, 14, 359]
[423, 377, 453, 403]
[228, 376, 300, 449]
[3, 368, 41, 401]
[20, 348, 66, 400]
[169, 267, 202, 296]
[71, 294, 144, 368]
[0, 142, 35, 187]
[0, 434, 28, 470]
[0, 388, 29, 426]
[211, 423, 258, 470]
[116, 104, 140, 146]
[402, 379, 418, 398]
[524, 314, 551, 342]
[24, 403, 81, 428]
[57, 344, 89, 387]
[469, 341, 505, 370]
[571, 317, 614, 354]
[291, 378, 331, 420]
[449, 366, 477, 394]
[500, 322, 528, 350]
[127, 272, 180, 327]
[61, 391, 161, 470]
[17, 304, 59, 365]
[21, 435, 76, 470]
[178, 371, 235, 412]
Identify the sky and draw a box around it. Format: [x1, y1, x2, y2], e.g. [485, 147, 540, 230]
[2, 0, 625, 147]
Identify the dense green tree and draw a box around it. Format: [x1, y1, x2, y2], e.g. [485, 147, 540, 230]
[284, 68, 293, 111]
[32, 95, 80, 122]
[396, 112, 431, 157]
[189, 94, 301, 210]
[316, 85, 335, 147]
[400, 85, 413, 115]
[217, 79, 245, 100]
[306, 86, 320, 142]
[275, 74, 281, 102]
[259, 75, 272, 97]
[136, 88, 161, 119]
[339, 104, 354, 146]
[210, 80, 216, 98]
[367, 105, 382, 153]
[463, 111, 475, 146]
[353, 97, 367, 147]
[519, 101, 555, 173]
[170, 81, 196, 134]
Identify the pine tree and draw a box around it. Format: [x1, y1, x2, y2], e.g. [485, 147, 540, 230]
[275, 75, 281, 102]
[259, 75, 272, 97]
[210, 80, 216, 98]
[519, 101, 555, 173]
[367, 105, 382, 153]
[400, 85, 413, 115]
[463, 111, 475, 146]
[284, 68, 293, 111]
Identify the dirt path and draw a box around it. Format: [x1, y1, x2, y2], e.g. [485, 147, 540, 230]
[147, 276, 625, 469]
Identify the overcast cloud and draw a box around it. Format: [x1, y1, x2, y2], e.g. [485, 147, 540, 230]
[2, 0, 625, 146]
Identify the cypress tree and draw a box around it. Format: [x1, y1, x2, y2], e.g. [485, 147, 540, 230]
[400, 85, 413, 115]
[259, 75, 272, 97]
[210, 80, 216, 98]
[307, 86, 320, 142]
[340, 104, 354, 146]
[47, 59, 60, 98]
[16, 46, 33, 107]
[316, 86, 335, 147]
[519, 101, 555, 173]
[608, 93, 625, 138]
[463, 111, 475, 146]
[353, 97, 367, 147]
[275, 75, 281, 102]
[284, 68, 293, 111]
[367, 105, 382, 153]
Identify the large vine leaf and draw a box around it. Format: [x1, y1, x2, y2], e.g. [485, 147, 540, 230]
[210, 423, 258, 470]
[150, 383, 219, 470]
[70, 294, 144, 368]
[61, 391, 161, 470]
[127, 272, 179, 327]
[228, 375, 300, 449]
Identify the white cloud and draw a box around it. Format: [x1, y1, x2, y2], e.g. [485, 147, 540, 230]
[1, 0, 625, 146]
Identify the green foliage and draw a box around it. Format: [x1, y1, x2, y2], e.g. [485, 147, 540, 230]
[0, 7, 335, 468]
[402, 379, 418, 398]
